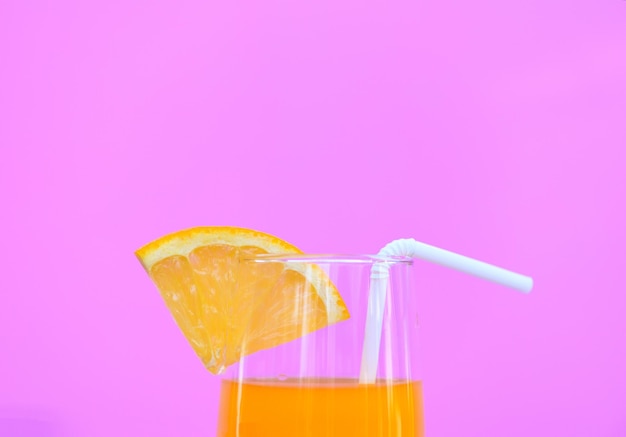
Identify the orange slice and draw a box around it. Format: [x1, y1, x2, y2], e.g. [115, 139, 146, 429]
[136, 226, 349, 374]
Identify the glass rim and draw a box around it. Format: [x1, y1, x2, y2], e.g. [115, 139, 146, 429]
[241, 253, 414, 265]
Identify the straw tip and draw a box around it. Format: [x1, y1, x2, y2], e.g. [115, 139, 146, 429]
[522, 277, 534, 293]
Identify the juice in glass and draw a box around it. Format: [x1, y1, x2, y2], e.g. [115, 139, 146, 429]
[217, 378, 424, 436]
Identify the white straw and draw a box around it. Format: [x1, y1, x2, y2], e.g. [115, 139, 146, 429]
[359, 238, 533, 384]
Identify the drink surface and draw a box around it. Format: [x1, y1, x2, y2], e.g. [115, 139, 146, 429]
[217, 378, 424, 437]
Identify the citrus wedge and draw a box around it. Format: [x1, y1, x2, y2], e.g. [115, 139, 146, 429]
[136, 226, 349, 374]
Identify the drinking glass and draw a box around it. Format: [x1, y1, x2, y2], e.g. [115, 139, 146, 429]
[216, 254, 424, 437]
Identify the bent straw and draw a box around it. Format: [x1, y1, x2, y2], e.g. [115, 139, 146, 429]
[359, 238, 533, 384]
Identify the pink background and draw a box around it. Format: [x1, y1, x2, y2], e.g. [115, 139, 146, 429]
[1, 0, 625, 436]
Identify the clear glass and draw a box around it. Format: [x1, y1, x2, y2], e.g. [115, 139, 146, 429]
[216, 254, 424, 437]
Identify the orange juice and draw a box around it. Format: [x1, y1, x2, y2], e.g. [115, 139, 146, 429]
[217, 378, 424, 436]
